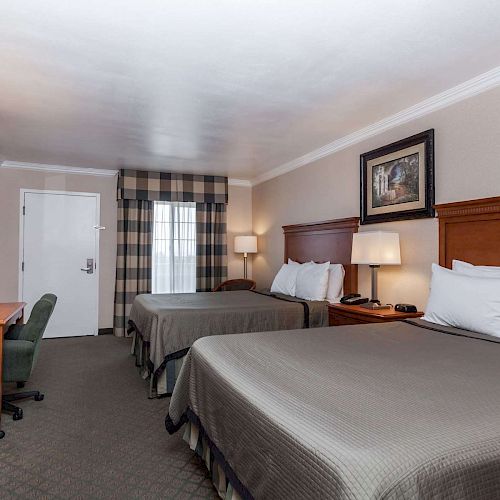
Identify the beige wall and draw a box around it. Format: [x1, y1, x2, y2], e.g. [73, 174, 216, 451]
[227, 185, 254, 280]
[0, 171, 252, 327]
[252, 86, 500, 309]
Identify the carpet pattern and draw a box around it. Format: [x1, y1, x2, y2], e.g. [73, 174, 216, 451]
[0, 335, 218, 499]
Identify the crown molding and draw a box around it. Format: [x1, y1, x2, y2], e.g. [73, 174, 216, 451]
[228, 178, 252, 187]
[1, 160, 119, 177]
[1, 160, 253, 186]
[252, 65, 500, 186]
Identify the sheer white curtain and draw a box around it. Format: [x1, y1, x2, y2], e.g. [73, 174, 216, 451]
[152, 201, 196, 294]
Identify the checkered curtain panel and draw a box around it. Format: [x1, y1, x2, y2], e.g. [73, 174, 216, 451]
[196, 203, 228, 292]
[114, 169, 228, 334]
[113, 199, 153, 337]
[118, 169, 228, 204]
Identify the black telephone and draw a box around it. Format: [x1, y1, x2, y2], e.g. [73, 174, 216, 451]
[340, 293, 369, 305]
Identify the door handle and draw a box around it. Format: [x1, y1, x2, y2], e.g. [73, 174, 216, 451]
[81, 258, 94, 274]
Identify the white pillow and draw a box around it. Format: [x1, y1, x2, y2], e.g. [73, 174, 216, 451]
[326, 264, 345, 302]
[453, 259, 500, 278]
[270, 264, 300, 296]
[295, 261, 330, 301]
[423, 263, 500, 337]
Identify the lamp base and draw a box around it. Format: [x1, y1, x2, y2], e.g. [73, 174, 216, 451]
[360, 300, 391, 310]
[361, 265, 391, 310]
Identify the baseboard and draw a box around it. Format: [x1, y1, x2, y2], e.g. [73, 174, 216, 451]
[98, 328, 113, 335]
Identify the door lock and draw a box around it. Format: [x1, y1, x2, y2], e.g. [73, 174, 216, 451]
[80, 258, 94, 274]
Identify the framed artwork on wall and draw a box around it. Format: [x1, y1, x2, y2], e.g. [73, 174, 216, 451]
[360, 129, 435, 224]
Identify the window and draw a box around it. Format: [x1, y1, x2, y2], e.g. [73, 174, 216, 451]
[152, 201, 196, 293]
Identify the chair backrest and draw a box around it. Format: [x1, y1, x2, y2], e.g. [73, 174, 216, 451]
[212, 279, 256, 292]
[19, 293, 57, 342]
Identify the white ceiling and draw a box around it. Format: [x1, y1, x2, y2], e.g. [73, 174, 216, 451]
[1, 0, 500, 181]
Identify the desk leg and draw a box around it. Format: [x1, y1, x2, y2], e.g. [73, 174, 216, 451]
[0, 324, 4, 439]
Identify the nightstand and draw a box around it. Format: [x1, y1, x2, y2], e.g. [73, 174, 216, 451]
[328, 303, 423, 326]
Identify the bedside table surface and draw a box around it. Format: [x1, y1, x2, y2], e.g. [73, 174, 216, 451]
[329, 303, 424, 320]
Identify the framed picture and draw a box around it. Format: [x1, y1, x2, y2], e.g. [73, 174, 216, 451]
[360, 129, 435, 224]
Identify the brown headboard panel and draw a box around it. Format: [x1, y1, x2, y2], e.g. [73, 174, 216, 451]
[436, 196, 500, 268]
[283, 217, 359, 295]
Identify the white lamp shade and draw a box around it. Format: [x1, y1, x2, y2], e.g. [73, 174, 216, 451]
[234, 235, 257, 254]
[351, 231, 401, 265]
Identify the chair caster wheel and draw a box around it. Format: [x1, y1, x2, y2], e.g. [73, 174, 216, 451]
[34, 393, 44, 401]
[0, 430, 4, 439]
[13, 409, 23, 421]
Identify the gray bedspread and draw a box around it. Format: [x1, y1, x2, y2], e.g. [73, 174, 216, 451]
[167, 319, 500, 499]
[129, 290, 328, 371]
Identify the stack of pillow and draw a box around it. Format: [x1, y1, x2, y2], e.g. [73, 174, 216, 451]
[270, 259, 345, 302]
[423, 260, 500, 338]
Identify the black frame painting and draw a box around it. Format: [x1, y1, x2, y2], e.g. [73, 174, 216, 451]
[360, 129, 435, 224]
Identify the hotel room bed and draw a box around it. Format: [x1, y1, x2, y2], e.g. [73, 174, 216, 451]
[129, 217, 360, 397]
[166, 319, 500, 500]
[165, 197, 500, 499]
[129, 289, 329, 396]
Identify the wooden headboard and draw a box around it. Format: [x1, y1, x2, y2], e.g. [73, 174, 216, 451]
[436, 196, 500, 268]
[282, 217, 359, 295]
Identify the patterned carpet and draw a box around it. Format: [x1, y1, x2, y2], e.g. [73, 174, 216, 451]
[0, 335, 217, 500]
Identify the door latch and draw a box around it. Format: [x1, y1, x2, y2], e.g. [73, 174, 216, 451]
[80, 258, 94, 274]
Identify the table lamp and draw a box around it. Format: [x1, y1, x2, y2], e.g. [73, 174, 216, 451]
[234, 235, 257, 279]
[351, 231, 401, 309]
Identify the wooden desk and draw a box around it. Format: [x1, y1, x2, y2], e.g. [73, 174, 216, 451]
[0, 302, 26, 439]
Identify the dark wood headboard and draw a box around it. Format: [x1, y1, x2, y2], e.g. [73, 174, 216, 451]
[282, 217, 359, 295]
[435, 196, 500, 268]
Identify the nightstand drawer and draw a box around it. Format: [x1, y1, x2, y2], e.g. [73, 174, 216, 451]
[329, 312, 372, 326]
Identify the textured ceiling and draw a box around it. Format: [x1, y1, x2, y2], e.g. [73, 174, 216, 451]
[1, 0, 500, 180]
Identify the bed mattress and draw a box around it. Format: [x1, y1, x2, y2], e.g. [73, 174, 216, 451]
[167, 319, 500, 499]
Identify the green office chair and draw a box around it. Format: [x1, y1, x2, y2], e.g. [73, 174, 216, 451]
[2, 294, 57, 421]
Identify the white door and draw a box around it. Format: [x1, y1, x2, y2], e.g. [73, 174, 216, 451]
[20, 190, 100, 338]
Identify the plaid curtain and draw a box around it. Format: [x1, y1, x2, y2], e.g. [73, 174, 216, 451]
[114, 199, 153, 337]
[196, 203, 227, 292]
[118, 169, 228, 204]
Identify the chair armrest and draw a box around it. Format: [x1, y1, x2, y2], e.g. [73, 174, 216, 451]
[4, 324, 24, 340]
[2, 339, 36, 383]
[3, 339, 35, 356]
